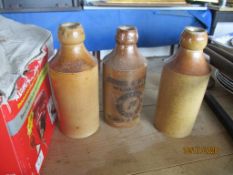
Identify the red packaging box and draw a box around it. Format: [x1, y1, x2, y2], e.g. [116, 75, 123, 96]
[0, 47, 56, 175]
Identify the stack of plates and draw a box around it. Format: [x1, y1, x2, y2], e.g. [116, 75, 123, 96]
[212, 33, 233, 50]
[215, 70, 233, 94]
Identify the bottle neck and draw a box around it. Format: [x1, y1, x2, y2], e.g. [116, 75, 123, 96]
[115, 43, 138, 57]
[59, 43, 86, 62]
[178, 46, 203, 58]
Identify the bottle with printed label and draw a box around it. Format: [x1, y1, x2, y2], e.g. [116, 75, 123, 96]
[48, 23, 99, 138]
[103, 26, 147, 128]
[154, 26, 211, 138]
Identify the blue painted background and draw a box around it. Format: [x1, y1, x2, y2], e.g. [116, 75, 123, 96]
[2, 10, 211, 51]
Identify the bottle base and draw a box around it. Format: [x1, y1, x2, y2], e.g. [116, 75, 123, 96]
[59, 126, 99, 139]
[105, 117, 140, 128]
[154, 123, 191, 139]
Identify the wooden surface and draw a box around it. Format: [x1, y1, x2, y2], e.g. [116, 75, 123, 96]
[41, 58, 233, 175]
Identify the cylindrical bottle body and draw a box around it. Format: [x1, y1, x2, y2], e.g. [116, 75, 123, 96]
[154, 26, 210, 138]
[49, 66, 99, 138]
[155, 65, 210, 138]
[103, 26, 147, 128]
[104, 65, 146, 128]
[48, 23, 99, 138]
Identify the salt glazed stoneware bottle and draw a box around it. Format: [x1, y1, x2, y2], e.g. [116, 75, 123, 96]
[154, 26, 211, 138]
[48, 23, 99, 138]
[103, 26, 147, 128]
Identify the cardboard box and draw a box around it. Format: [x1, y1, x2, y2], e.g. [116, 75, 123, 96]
[0, 47, 56, 175]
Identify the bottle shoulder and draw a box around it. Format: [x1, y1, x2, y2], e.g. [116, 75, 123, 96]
[165, 49, 211, 76]
[49, 50, 97, 73]
[103, 50, 147, 71]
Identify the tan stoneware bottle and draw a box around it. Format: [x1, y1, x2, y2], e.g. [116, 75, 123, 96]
[154, 26, 211, 138]
[103, 26, 147, 128]
[48, 23, 99, 138]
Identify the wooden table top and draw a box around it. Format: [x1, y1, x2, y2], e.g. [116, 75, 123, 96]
[41, 58, 233, 175]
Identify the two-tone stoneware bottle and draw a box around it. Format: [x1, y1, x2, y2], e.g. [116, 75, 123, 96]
[48, 23, 99, 138]
[103, 26, 147, 128]
[154, 26, 211, 138]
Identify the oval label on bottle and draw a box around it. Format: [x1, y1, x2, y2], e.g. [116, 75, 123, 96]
[104, 66, 146, 126]
[116, 91, 142, 118]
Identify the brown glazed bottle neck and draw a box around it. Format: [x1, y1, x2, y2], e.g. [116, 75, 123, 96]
[59, 43, 86, 62]
[114, 26, 140, 57]
[49, 23, 96, 72]
[167, 47, 210, 76]
[180, 26, 208, 51]
[115, 43, 139, 57]
[114, 26, 142, 59]
[167, 26, 210, 76]
[116, 26, 138, 45]
[57, 22, 90, 63]
[104, 25, 146, 70]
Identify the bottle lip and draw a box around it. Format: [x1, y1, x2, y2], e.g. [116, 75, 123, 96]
[116, 25, 138, 44]
[58, 22, 85, 45]
[180, 26, 208, 50]
[59, 22, 81, 30]
[118, 25, 136, 32]
[184, 26, 206, 35]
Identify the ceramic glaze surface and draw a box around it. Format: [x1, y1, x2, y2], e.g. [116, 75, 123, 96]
[49, 23, 99, 138]
[154, 26, 211, 138]
[103, 26, 147, 128]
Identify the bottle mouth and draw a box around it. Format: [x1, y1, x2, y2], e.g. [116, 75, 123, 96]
[118, 26, 136, 31]
[180, 26, 207, 50]
[60, 22, 81, 30]
[184, 26, 206, 34]
[116, 25, 138, 44]
[58, 22, 85, 44]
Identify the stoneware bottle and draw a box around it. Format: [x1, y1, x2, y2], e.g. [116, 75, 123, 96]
[154, 26, 211, 138]
[49, 23, 99, 138]
[103, 26, 147, 128]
